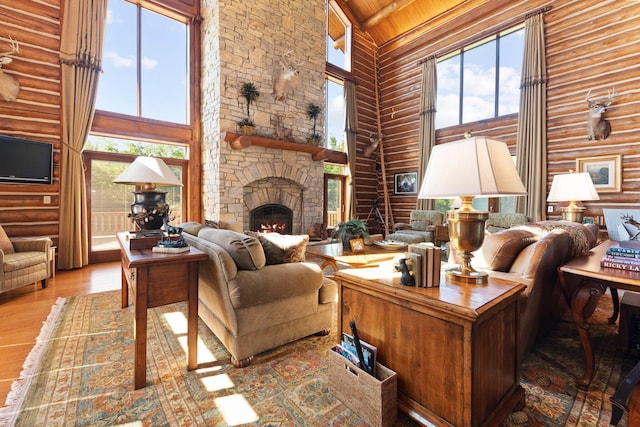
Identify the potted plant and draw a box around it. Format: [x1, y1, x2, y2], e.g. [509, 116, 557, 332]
[239, 82, 260, 135]
[307, 103, 321, 146]
[331, 218, 369, 250]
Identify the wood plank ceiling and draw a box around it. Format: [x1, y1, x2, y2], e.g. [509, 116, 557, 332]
[334, 0, 467, 46]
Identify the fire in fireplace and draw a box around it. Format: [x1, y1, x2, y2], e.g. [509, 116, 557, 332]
[250, 204, 293, 234]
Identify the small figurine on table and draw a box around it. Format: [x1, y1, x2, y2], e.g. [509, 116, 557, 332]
[395, 258, 415, 286]
[158, 217, 188, 248]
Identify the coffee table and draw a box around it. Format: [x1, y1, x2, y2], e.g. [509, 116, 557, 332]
[305, 241, 405, 271]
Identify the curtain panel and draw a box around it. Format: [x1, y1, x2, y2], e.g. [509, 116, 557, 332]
[344, 80, 358, 219]
[58, 0, 108, 269]
[416, 58, 437, 210]
[516, 12, 547, 221]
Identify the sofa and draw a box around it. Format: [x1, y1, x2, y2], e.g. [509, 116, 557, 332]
[451, 220, 598, 360]
[386, 210, 445, 243]
[181, 222, 337, 367]
[0, 225, 53, 295]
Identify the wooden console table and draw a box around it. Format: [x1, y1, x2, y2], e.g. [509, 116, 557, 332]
[117, 232, 209, 389]
[334, 267, 525, 426]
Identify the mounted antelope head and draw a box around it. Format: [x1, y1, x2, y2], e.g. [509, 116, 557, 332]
[585, 88, 617, 140]
[273, 50, 301, 102]
[0, 36, 20, 102]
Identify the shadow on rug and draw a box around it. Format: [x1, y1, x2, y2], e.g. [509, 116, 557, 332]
[0, 289, 636, 426]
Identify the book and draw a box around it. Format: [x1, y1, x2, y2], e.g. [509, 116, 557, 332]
[601, 259, 640, 272]
[607, 246, 640, 258]
[601, 255, 640, 266]
[407, 252, 422, 288]
[152, 246, 191, 254]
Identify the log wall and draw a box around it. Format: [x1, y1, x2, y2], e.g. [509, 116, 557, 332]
[0, 1, 61, 244]
[356, 0, 640, 225]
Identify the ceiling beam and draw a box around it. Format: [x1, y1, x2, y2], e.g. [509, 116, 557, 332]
[360, 0, 419, 30]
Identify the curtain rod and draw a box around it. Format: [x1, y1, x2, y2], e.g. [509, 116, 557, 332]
[417, 4, 553, 65]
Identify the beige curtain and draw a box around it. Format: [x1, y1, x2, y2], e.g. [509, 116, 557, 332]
[516, 13, 547, 221]
[416, 58, 437, 210]
[345, 80, 358, 219]
[58, 0, 108, 269]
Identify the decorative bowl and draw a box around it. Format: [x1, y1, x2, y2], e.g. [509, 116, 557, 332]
[374, 240, 407, 250]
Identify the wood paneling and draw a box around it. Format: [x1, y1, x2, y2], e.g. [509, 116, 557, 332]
[352, 0, 640, 226]
[0, 1, 61, 244]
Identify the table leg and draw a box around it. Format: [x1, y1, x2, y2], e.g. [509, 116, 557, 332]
[134, 267, 148, 390]
[187, 262, 198, 370]
[121, 258, 129, 309]
[560, 271, 607, 389]
[610, 288, 620, 324]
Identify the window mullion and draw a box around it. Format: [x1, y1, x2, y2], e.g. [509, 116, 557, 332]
[137, 5, 142, 117]
[495, 36, 500, 118]
[458, 51, 464, 126]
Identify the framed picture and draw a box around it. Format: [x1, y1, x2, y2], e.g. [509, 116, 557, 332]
[349, 237, 365, 253]
[394, 172, 418, 194]
[576, 155, 621, 193]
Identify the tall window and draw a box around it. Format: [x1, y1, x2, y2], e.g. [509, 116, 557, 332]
[327, 1, 351, 72]
[436, 26, 524, 129]
[87, 0, 195, 262]
[97, 0, 189, 123]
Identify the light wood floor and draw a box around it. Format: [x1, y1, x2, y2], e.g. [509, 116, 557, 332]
[0, 261, 120, 404]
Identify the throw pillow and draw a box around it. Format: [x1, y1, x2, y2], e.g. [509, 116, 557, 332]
[409, 219, 433, 231]
[0, 225, 14, 254]
[247, 232, 309, 265]
[479, 229, 537, 272]
[198, 228, 266, 270]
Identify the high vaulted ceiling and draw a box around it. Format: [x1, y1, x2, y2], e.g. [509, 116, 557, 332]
[334, 0, 468, 46]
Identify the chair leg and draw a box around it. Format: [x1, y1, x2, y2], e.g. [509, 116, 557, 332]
[41, 278, 48, 289]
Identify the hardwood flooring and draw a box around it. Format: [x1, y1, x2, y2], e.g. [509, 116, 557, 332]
[0, 261, 120, 404]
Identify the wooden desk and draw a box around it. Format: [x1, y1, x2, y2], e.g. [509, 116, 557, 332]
[558, 240, 640, 389]
[334, 267, 525, 426]
[117, 232, 208, 389]
[306, 242, 404, 271]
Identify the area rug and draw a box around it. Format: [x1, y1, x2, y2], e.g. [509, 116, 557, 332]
[0, 290, 635, 426]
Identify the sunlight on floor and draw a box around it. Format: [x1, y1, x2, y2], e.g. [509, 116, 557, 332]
[200, 373, 235, 392]
[215, 394, 258, 425]
[163, 311, 187, 334]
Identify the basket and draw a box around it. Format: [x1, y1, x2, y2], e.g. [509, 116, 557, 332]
[327, 347, 397, 427]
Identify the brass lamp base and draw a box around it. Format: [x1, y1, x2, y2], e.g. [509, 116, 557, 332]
[560, 205, 585, 223]
[446, 199, 489, 286]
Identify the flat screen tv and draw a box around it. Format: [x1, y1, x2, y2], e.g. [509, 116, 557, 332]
[0, 135, 53, 185]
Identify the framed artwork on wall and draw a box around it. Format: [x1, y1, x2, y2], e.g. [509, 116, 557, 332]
[576, 155, 621, 193]
[394, 172, 418, 194]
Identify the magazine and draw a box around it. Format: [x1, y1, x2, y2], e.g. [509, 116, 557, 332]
[603, 209, 640, 242]
[340, 332, 377, 376]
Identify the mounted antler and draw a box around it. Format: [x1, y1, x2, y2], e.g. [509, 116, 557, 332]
[0, 36, 20, 102]
[273, 49, 302, 102]
[363, 133, 382, 157]
[585, 88, 617, 140]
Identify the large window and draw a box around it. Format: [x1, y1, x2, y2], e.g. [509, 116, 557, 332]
[97, 0, 189, 123]
[327, 1, 351, 72]
[436, 26, 524, 129]
[87, 0, 196, 263]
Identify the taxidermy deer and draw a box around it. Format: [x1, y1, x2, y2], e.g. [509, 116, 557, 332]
[585, 88, 617, 140]
[273, 114, 292, 140]
[364, 133, 382, 157]
[273, 50, 301, 102]
[0, 36, 20, 102]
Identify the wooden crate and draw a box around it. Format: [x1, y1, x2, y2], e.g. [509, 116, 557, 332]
[327, 347, 397, 427]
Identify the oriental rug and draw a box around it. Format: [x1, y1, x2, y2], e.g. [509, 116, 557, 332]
[0, 290, 635, 426]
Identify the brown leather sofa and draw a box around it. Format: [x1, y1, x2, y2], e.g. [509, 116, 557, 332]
[181, 222, 337, 367]
[452, 221, 598, 359]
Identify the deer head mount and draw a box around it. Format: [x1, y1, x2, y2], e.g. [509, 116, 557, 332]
[585, 88, 617, 140]
[273, 50, 301, 102]
[0, 36, 20, 102]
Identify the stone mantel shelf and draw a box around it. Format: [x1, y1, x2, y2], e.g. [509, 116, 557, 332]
[222, 132, 327, 161]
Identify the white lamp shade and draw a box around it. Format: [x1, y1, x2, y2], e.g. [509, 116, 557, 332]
[418, 136, 526, 199]
[546, 172, 600, 202]
[113, 156, 182, 187]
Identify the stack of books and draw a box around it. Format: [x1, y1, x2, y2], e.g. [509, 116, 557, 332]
[601, 246, 640, 272]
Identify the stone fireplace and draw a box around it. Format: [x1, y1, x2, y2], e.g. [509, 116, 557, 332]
[200, 0, 326, 234]
[250, 204, 293, 234]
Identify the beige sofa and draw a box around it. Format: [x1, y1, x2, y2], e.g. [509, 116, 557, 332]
[181, 222, 337, 367]
[451, 220, 598, 359]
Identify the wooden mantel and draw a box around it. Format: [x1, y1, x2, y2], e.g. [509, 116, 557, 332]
[222, 132, 327, 161]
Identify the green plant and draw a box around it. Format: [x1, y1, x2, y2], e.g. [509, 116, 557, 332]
[307, 103, 321, 137]
[331, 218, 369, 249]
[240, 82, 260, 119]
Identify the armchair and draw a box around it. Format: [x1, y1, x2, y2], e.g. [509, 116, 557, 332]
[386, 210, 445, 244]
[0, 226, 52, 295]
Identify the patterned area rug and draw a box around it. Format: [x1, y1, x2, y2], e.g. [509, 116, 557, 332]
[0, 290, 636, 426]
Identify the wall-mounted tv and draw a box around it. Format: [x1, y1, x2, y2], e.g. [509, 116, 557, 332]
[0, 135, 53, 185]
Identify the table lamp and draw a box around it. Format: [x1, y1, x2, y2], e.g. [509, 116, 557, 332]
[418, 136, 526, 285]
[113, 156, 182, 231]
[546, 171, 599, 223]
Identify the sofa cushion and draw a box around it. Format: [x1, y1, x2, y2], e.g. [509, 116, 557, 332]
[247, 232, 309, 265]
[0, 225, 14, 254]
[479, 229, 537, 272]
[197, 228, 266, 270]
[181, 221, 207, 236]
